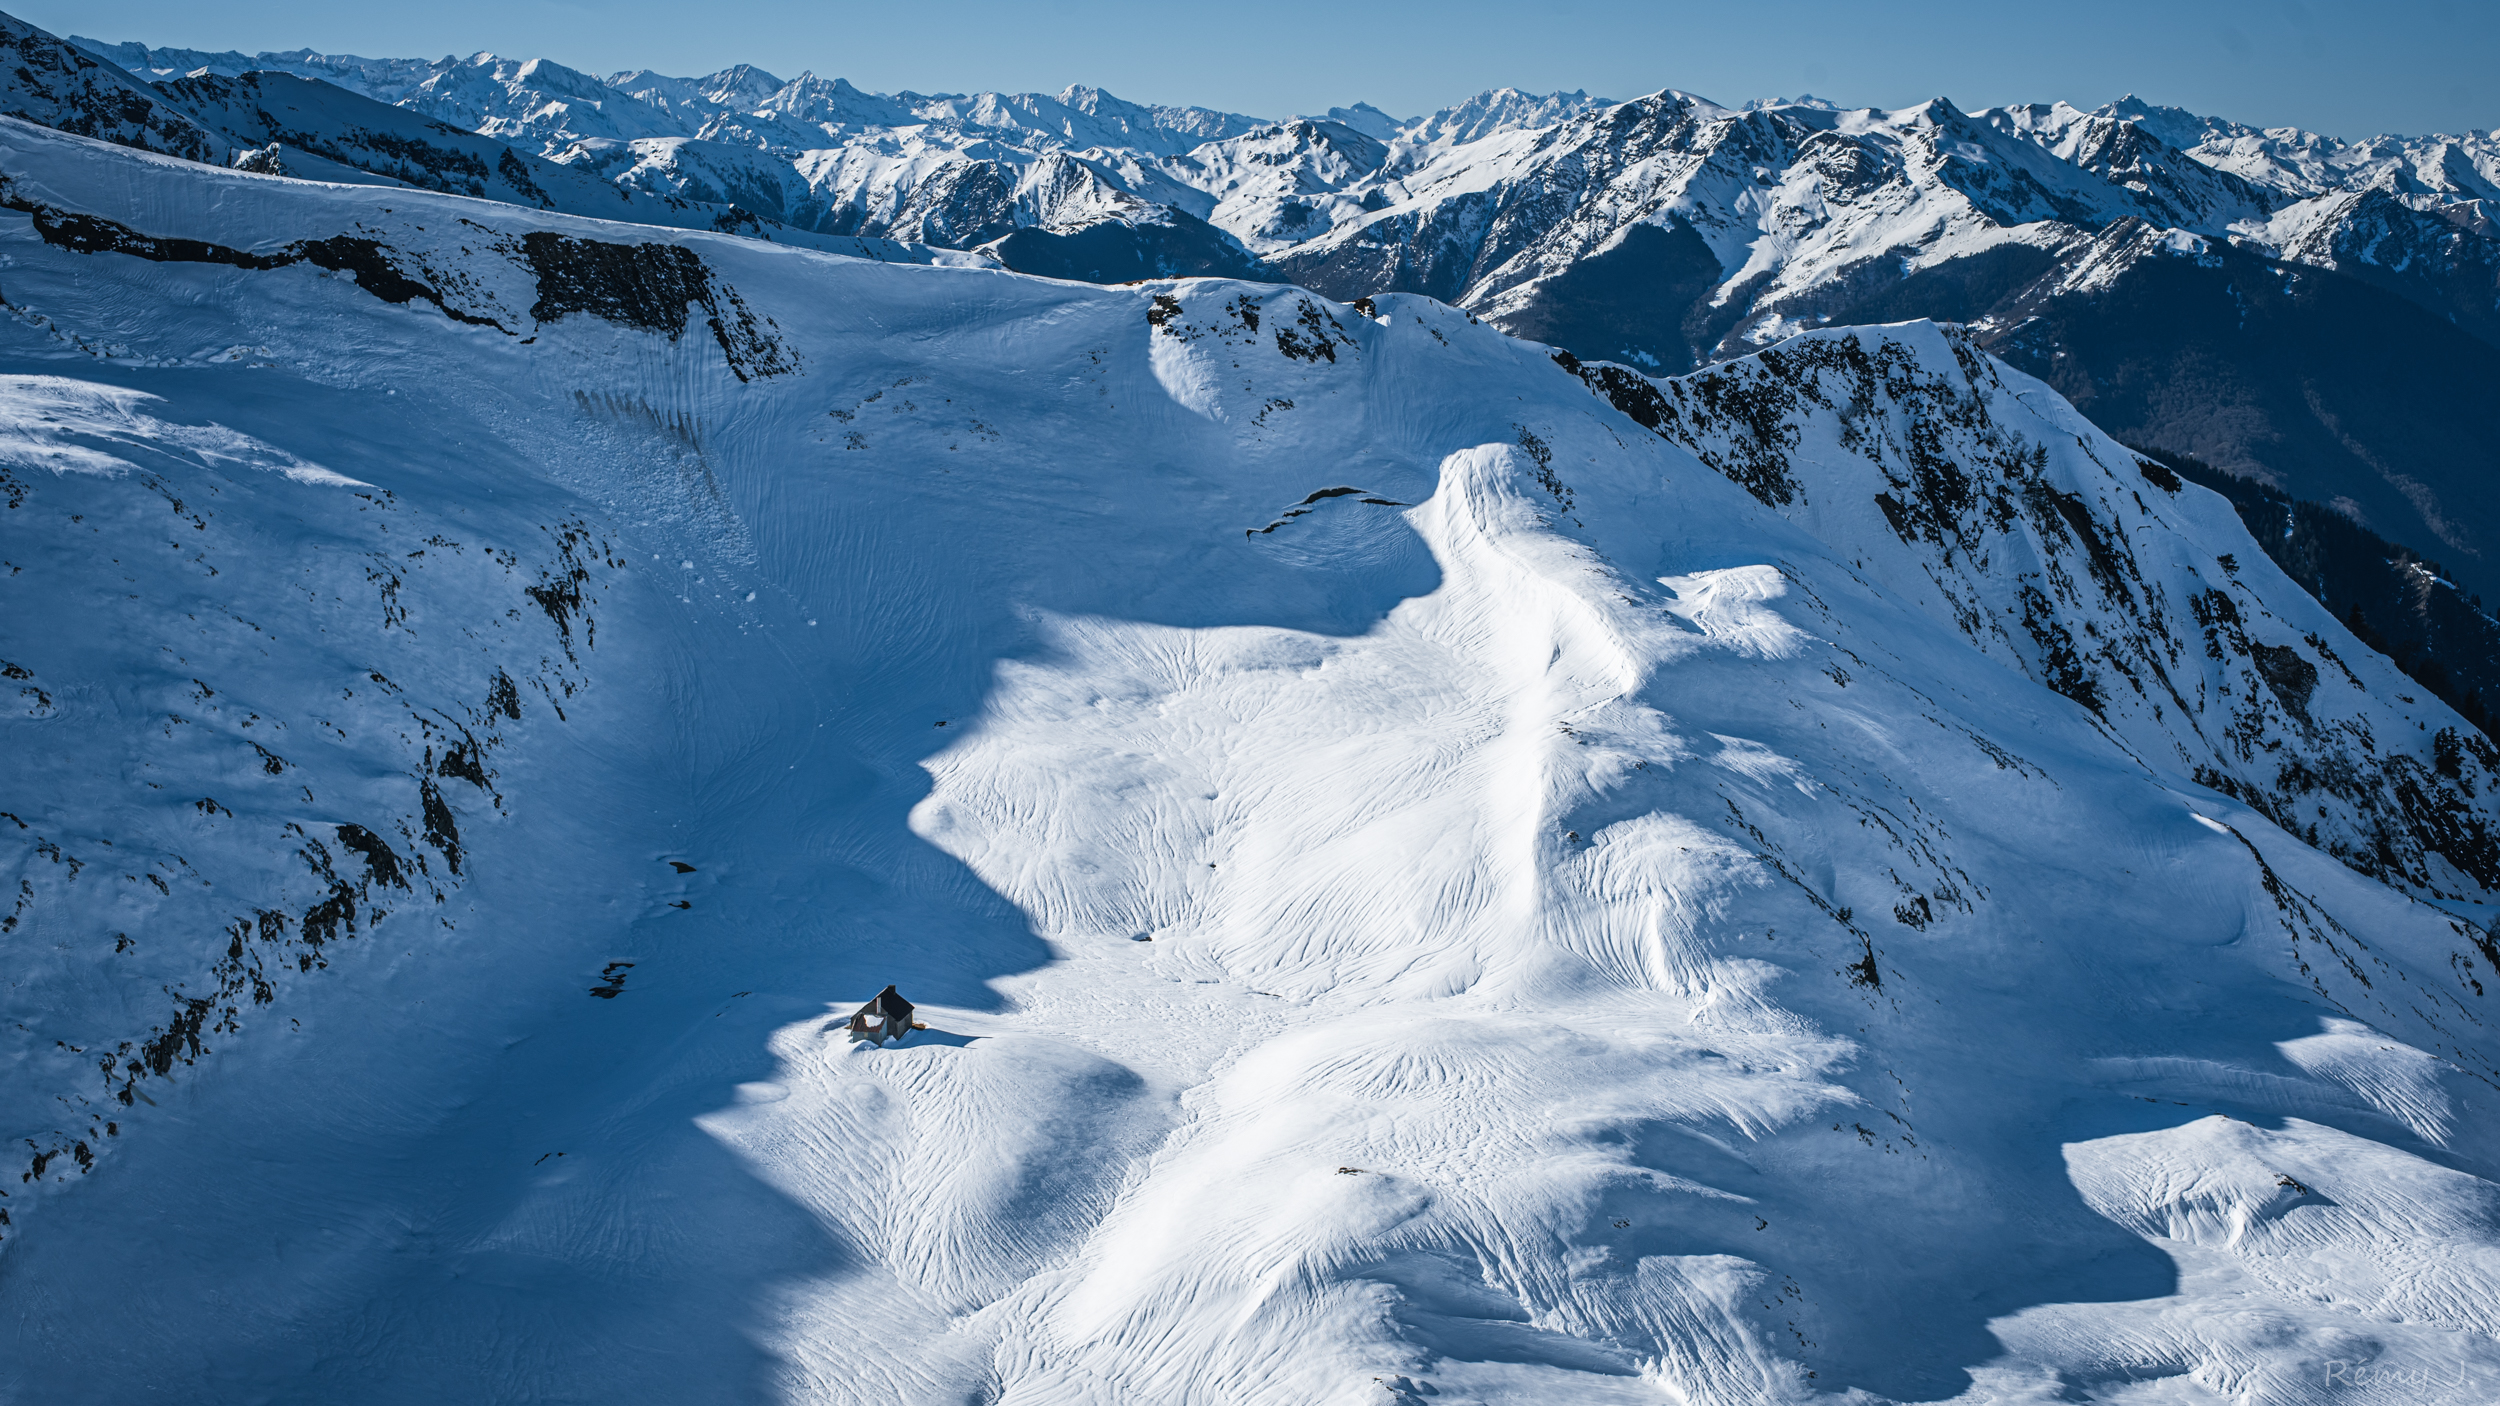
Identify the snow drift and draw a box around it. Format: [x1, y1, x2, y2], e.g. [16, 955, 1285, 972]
[5, 118, 2500, 1405]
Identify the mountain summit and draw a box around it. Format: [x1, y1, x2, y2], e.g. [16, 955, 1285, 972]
[5, 106, 2500, 1401]
[46, 13, 2500, 610]
[5, 15, 2500, 1403]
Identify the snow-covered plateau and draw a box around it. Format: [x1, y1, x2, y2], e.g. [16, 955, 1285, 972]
[6, 98, 2500, 1406]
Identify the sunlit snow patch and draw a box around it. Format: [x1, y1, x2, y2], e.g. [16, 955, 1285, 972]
[0, 374, 364, 485]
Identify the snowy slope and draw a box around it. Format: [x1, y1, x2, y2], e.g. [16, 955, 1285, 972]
[64, 17, 2500, 327]
[0, 13, 958, 261]
[1159, 119, 1392, 253]
[2098, 95, 2500, 205]
[0, 12, 226, 164]
[155, 68, 728, 218]
[7, 118, 2500, 1406]
[60, 15, 2500, 438]
[1561, 327, 2500, 902]
[1270, 91, 2294, 369]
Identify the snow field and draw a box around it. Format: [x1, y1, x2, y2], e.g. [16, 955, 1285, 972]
[3, 124, 2500, 1403]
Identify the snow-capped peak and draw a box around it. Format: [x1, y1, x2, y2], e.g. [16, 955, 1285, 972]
[1304, 101, 1407, 142]
[9, 117, 2500, 1402]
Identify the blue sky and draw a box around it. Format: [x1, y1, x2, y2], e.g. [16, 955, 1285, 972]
[40, 0, 2500, 139]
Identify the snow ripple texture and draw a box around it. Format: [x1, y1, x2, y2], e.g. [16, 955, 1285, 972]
[4, 122, 2500, 1405]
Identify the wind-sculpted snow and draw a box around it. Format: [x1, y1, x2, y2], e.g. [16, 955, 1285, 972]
[8, 122, 2500, 1405]
[0, 375, 361, 486]
[1564, 323, 2500, 906]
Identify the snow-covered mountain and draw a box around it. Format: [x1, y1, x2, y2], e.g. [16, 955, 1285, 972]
[64, 21, 2499, 318]
[0, 12, 226, 164]
[1156, 118, 1393, 254]
[156, 67, 744, 216]
[1562, 327, 2500, 899]
[2102, 93, 2500, 203]
[2142, 443, 2500, 740]
[9, 111, 2500, 1403]
[0, 19, 986, 265]
[81, 36, 1267, 158]
[58, 14, 2500, 609]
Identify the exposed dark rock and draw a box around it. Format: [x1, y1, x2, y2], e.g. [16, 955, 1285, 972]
[6, 190, 795, 380]
[417, 778, 462, 876]
[333, 824, 409, 890]
[2251, 644, 2321, 721]
[2135, 444, 2500, 735]
[5, 191, 513, 330]
[1567, 324, 2500, 900]
[520, 232, 796, 381]
[523, 231, 713, 335]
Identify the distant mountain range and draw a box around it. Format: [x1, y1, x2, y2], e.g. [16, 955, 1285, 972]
[16, 16, 2500, 1401]
[16, 10, 2500, 712]
[10, 112, 2500, 1402]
